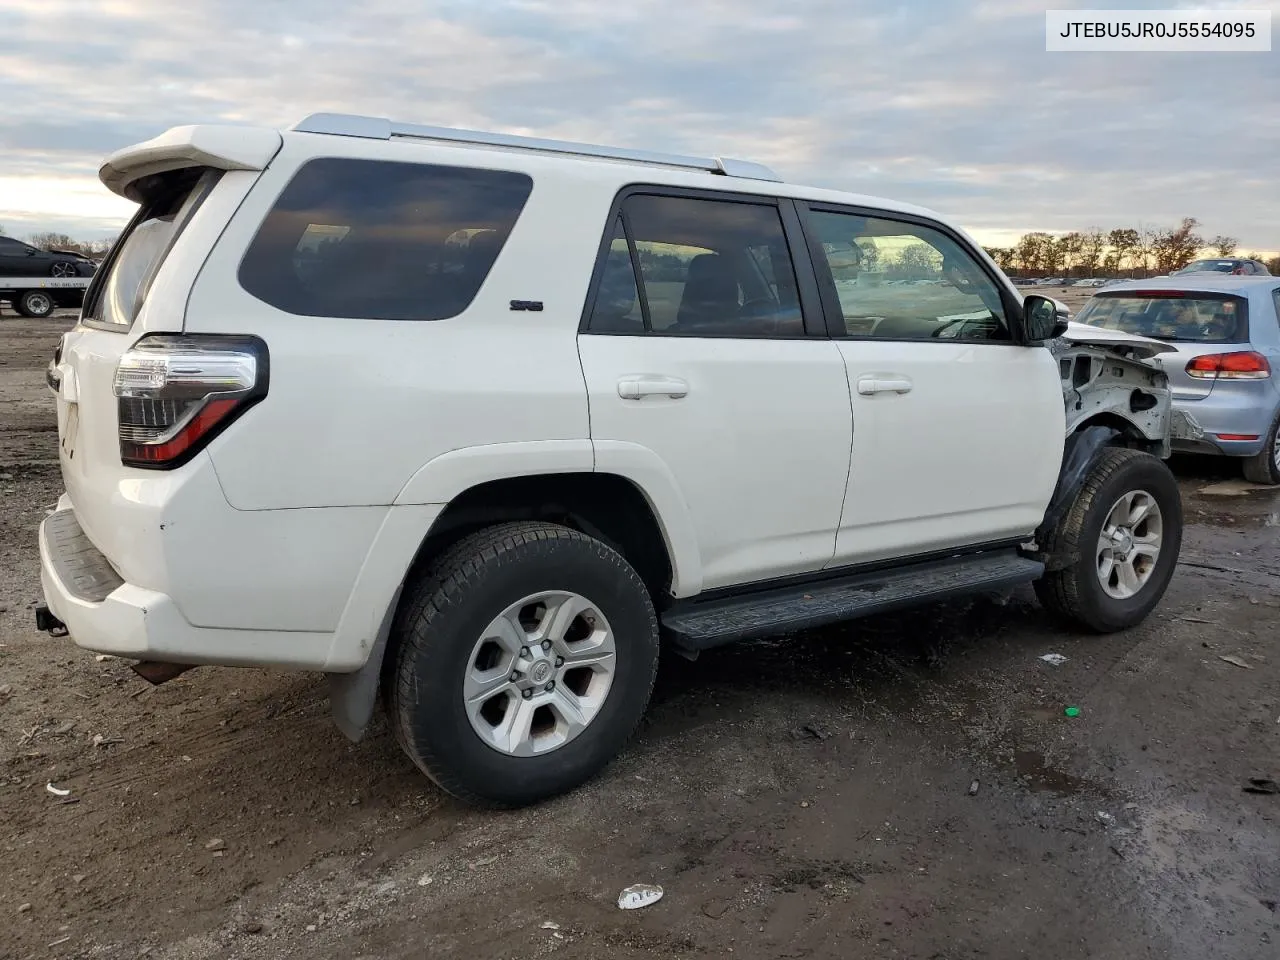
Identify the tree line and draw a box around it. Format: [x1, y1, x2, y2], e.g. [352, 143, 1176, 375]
[980, 218, 1279, 278]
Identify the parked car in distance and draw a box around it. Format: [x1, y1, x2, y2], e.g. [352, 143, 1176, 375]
[1173, 258, 1271, 277]
[0, 236, 97, 277]
[1075, 275, 1280, 484]
[36, 112, 1193, 807]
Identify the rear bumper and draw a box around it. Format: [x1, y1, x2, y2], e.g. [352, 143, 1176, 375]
[1170, 392, 1279, 458]
[38, 495, 445, 671]
[39, 505, 333, 668]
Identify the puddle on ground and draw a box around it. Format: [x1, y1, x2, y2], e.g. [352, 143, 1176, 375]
[1011, 749, 1090, 794]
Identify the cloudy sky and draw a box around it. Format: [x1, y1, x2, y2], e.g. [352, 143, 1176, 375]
[1, 0, 1277, 251]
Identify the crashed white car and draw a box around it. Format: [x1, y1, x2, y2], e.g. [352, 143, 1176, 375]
[37, 113, 1195, 806]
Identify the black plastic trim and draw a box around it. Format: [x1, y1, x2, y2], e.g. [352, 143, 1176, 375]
[682, 536, 1031, 607]
[662, 547, 1043, 649]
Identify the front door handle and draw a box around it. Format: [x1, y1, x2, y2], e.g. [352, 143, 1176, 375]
[617, 376, 690, 400]
[856, 376, 913, 396]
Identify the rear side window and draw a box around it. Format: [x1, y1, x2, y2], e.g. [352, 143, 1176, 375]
[238, 158, 533, 321]
[83, 167, 220, 329]
[1076, 293, 1249, 344]
[586, 193, 804, 337]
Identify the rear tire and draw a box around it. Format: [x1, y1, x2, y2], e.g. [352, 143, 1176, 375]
[386, 521, 659, 807]
[15, 290, 54, 318]
[1241, 410, 1280, 485]
[1035, 448, 1182, 633]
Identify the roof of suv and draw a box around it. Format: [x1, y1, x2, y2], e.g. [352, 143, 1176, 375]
[100, 112, 953, 232]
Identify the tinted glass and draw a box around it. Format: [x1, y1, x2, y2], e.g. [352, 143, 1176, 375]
[587, 218, 645, 333]
[589, 194, 803, 337]
[1076, 293, 1249, 343]
[239, 158, 533, 321]
[807, 210, 1009, 340]
[84, 167, 217, 328]
[1272, 288, 1280, 326]
[1177, 260, 1238, 274]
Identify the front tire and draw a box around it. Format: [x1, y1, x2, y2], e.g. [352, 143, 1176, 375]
[1035, 448, 1182, 632]
[387, 521, 659, 807]
[1241, 410, 1280, 485]
[49, 261, 77, 278]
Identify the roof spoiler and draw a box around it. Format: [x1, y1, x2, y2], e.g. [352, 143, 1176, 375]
[99, 125, 283, 202]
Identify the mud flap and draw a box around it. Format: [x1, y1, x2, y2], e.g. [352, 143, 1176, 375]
[327, 586, 400, 743]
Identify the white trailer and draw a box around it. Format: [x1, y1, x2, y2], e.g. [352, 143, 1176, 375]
[0, 277, 92, 318]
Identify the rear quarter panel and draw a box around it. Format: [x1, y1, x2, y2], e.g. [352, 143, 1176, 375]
[184, 134, 611, 510]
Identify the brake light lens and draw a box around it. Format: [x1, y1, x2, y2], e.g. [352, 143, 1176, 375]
[1184, 351, 1270, 380]
[113, 335, 268, 469]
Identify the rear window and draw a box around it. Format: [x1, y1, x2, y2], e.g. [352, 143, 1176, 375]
[83, 167, 219, 329]
[238, 158, 533, 321]
[1075, 292, 1249, 344]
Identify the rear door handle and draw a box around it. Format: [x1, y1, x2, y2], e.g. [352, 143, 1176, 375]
[617, 376, 689, 400]
[856, 376, 913, 396]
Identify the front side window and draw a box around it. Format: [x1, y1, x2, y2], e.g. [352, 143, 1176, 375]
[586, 193, 804, 337]
[805, 209, 1010, 341]
[239, 158, 533, 321]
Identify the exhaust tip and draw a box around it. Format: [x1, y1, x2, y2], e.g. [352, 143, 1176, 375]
[131, 661, 197, 685]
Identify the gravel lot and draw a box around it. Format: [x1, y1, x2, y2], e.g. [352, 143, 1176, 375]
[1, 309, 1277, 960]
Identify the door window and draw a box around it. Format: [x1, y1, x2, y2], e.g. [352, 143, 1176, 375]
[586, 193, 805, 337]
[805, 209, 1010, 341]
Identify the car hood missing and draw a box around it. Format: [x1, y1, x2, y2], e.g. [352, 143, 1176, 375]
[1059, 322, 1176, 360]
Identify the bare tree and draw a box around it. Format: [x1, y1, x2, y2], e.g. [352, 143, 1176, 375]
[1080, 229, 1106, 276]
[1107, 228, 1140, 276]
[1136, 225, 1161, 277]
[1210, 235, 1239, 257]
[982, 246, 1016, 271]
[1152, 219, 1203, 273]
[1056, 232, 1083, 276]
[1014, 232, 1054, 273]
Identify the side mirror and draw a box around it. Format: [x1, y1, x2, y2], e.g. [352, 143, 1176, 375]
[26, 248, 37, 256]
[1022, 294, 1070, 343]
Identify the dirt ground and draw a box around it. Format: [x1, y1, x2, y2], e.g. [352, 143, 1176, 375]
[1, 309, 1277, 960]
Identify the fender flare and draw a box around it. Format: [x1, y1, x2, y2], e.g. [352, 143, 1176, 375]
[1031, 424, 1124, 571]
[328, 439, 704, 740]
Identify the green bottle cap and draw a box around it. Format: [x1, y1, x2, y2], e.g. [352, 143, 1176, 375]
[1064, 706, 1081, 717]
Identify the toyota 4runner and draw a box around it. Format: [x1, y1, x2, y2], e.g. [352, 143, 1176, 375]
[37, 114, 1198, 806]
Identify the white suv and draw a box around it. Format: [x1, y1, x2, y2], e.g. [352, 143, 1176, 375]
[38, 113, 1195, 807]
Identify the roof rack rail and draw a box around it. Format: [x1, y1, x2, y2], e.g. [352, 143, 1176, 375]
[292, 113, 782, 183]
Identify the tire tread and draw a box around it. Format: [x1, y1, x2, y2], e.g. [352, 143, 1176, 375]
[388, 521, 658, 807]
[1035, 448, 1179, 632]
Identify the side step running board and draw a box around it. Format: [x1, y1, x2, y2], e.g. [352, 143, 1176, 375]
[661, 551, 1044, 650]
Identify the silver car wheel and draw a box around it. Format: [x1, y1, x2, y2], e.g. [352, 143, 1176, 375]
[24, 293, 52, 315]
[1272, 427, 1280, 471]
[1096, 489, 1163, 600]
[463, 591, 617, 757]
[50, 262, 76, 278]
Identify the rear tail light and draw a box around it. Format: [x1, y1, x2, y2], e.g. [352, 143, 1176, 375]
[1184, 351, 1270, 380]
[113, 335, 268, 469]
